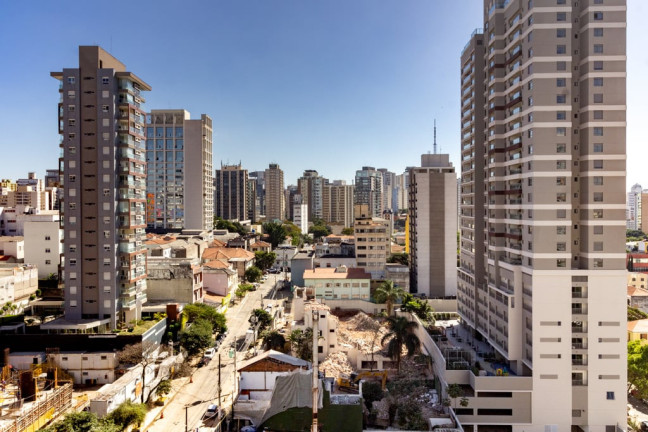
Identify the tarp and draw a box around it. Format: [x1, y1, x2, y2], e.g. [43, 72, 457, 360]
[235, 369, 323, 426]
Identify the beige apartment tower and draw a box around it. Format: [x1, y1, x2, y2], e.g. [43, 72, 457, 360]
[264, 164, 285, 221]
[456, 1, 627, 430]
[52, 46, 151, 330]
[146, 109, 213, 230]
[408, 154, 457, 298]
[323, 182, 355, 228]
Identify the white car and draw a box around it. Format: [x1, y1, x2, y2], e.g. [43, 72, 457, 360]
[202, 404, 221, 421]
[204, 348, 216, 359]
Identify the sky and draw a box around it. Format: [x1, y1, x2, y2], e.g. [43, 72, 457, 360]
[0, 1, 645, 189]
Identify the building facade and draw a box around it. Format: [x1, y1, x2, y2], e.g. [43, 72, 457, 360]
[408, 154, 457, 298]
[214, 163, 248, 221]
[264, 164, 285, 221]
[52, 46, 150, 330]
[354, 215, 389, 279]
[146, 109, 213, 230]
[297, 170, 326, 221]
[322, 182, 354, 228]
[626, 183, 642, 230]
[354, 167, 383, 218]
[457, 1, 627, 429]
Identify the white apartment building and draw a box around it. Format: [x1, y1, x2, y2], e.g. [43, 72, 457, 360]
[293, 202, 308, 234]
[23, 212, 62, 278]
[456, 1, 627, 430]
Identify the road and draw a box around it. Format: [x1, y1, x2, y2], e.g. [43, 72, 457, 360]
[146, 274, 290, 432]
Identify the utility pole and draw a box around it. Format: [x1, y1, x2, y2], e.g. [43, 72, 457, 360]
[311, 310, 319, 432]
[185, 405, 188, 432]
[218, 353, 221, 407]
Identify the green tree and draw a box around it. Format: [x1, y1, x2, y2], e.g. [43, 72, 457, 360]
[446, 383, 469, 412]
[254, 251, 276, 271]
[283, 221, 302, 246]
[362, 381, 384, 411]
[341, 227, 354, 235]
[250, 308, 273, 332]
[263, 222, 287, 248]
[41, 411, 109, 432]
[309, 225, 331, 240]
[156, 379, 172, 396]
[244, 266, 263, 283]
[261, 329, 286, 351]
[179, 319, 213, 356]
[629, 307, 648, 321]
[628, 340, 648, 397]
[106, 401, 148, 430]
[387, 253, 409, 266]
[381, 316, 420, 372]
[289, 328, 314, 361]
[374, 280, 405, 316]
[214, 217, 247, 235]
[183, 303, 226, 333]
[400, 293, 435, 323]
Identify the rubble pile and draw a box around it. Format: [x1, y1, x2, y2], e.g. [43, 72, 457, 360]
[338, 312, 388, 354]
[320, 351, 354, 378]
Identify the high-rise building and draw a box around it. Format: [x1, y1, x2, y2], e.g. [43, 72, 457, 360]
[456, 1, 627, 428]
[378, 168, 396, 213]
[246, 177, 257, 222]
[323, 181, 355, 228]
[408, 154, 457, 298]
[393, 171, 410, 211]
[250, 171, 265, 217]
[626, 183, 642, 230]
[214, 163, 248, 221]
[51, 46, 151, 330]
[297, 170, 326, 221]
[354, 167, 383, 218]
[265, 164, 285, 222]
[0, 173, 57, 211]
[146, 109, 213, 230]
[285, 185, 298, 221]
[354, 207, 389, 279]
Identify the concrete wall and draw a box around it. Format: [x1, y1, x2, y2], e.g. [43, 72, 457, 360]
[240, 371, 292, 391]
[204, 269, 237, 296]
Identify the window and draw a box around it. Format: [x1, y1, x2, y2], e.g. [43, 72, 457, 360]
[594, 94, 603, 103]
[102, 90, 109, 98]
[557, 209, 567, 218]
[557, 143, 566, 153]
[593, 110, 603, 120]
[594, 44, 604, 54]
[557, 61, 566, 71]
[594, 28, 604, 37]
[606, 392, 614, 400]
[557, 243, 566, 251]
[557, 28, 566, 38]
[557, 45, 566, 54]
[45, 260, 51, 265]
[102, 77, 110, 84]
[45, 248, 51, 253]
[557, 177, 566, 186]
[593, 12, 604, 21]
[557, 226, 567, 235]
[557, 12, 566, 21]
[594, 259, 604, 268]
[594, 61, 603, 70]
[593, 143, 603, 152]
[593, 192, 603, 202]
[557, 78, 566, 87]
[557, 259, 566, 268]
[68, 119, 76, 126]
[593, 77, 604, 87]
[593, 209, 604, 219]
[594, 226, 603, 235]
[557, 193, 567, 202]
[557, 95, 566, 104]
[593, 160, 603, 169]
[556, 127, 566, 136]
[557, 111, 566, 120]
[557, 161, 567, 170]
[594, 127, 603, 136]
[45, 235, 51, 241]
[594, 241, 604, 251]
[593, 176, 604, 186]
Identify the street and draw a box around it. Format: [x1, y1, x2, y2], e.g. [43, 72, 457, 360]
[145, 273, 290, 432]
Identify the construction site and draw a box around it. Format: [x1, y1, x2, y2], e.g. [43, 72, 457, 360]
[0, 349, 77, 432]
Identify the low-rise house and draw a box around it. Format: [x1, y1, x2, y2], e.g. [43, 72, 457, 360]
[249, 240, 271, 253]
[146, 257, 203, 304]
[0, 236, 24, 261]
[274, 245, 298, 271]
[203, 259, 238, 296]
[628, 285, 648, 312]
[629, 272, 648, 290]
[49, 351, 118, 385]
[303, 266, 371, 301]
[628, 319, 648, 343]
[202, 247, 255, 279]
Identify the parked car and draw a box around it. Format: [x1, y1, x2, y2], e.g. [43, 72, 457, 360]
[216, 330, 228, 343]
[204, 348, 216, 359]
[202, 404, 221, 421]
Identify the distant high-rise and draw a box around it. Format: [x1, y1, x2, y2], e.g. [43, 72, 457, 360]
[52, 46, 151, 330]
[456, 1, 627, 428]
[297, 170, 326, 222]
[214, 163, 248, 221]
[246, 177, 257, 222]
[264, 164, 285, 222]
[323, 182, 354, 228]
[250, 171, 265, 217]
[627, 183, 642, 230]
[354, 167, 383, 218]
[146, 109, 213, 230]
[408, 154, 457, 298]
[378, 168, 396, 213]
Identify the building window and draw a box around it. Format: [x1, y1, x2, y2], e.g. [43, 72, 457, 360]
[557, 161, 567, 170]
[594, 61, 603, 71]
[45, 248, 51, 253]
[102, 90, 109, 98]
[593, 143, 603, 152]
[593, 160, 603, 169]
[556, 143, 566, 153]
[557, 28, 566, 38]
[102, 77, 110, 84]
[593, 94, 603, 103]
[67, 76, 75, 84]
[557, 111, 566, 120]
[594, 28, 604, 37]
[593, 12, 604, 21]
[593, 110, 603, 120]
[68, 119, 76, 126]
[594, 259, 604, 268]
[557, 226, 567, 235]
[557, 259, 566, 268]
[594, 127, 603, 136]
[594, 226, 603, 235]
[557, 61, 566, 71]
[594, 44, 604, 54]
[557, 78, 566, 87]
[593, 209, 604, 219]
[594, 78, 604, 87]
[557, 12, 566, 21]
[593, 176, 603, 186]
[594, 242, 604, 251]
[557, 45, 566, 54]
[556, 127, 567, 136]
[557, 95, 566, 104]
[557, 209, 567, 218]
[593, 192, 603, 202]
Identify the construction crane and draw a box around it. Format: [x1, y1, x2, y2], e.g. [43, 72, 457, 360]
[337, 370, 388, 391]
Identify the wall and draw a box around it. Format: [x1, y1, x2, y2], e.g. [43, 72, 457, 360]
[240, 371, 291, 391]
[24, 219, 61, 278]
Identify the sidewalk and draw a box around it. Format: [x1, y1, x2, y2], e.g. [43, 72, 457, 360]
[141, 376, 190, 431]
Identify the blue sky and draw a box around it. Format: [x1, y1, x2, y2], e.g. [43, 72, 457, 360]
[0, 1, 645, 189]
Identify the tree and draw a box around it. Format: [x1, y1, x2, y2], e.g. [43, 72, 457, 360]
[250, 308, 273, 332]
[288, 328, 314, 361]
[381, 316, 420, 372]
[106, 401, 148, 430]
[629, 307, 648, 321]
[156, 379, 172, 396]
[374, 280, 405, 316]
[362, 381, 384, 410]
[118, 341, 158, 403]
[214, 217, 247, 235]
[245, 266, 263, 283]
[387, 253, 409, 266]
[341, 227, 354, 235]
[41, 411, 119, 432]
[179, 319, 213, 356]
[309, 224, 331, 240]
[283, 221, 302, 246]
[261, 329, 286, 351]
[400, 293, 435, 323]
[628, 340, 648, 397]
[446, 383, 468, 412]
[263, 222, 287, 248]
[254, 251, 276, 271]
[183, 303, 226, 333]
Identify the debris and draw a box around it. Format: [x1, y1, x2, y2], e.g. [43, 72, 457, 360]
[337, 312, 387, 354]
[320, 351, 353, 379]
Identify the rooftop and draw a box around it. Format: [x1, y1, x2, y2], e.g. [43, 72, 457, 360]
[237, 350, 311, 371]
[628, 319, 648, 334]
[303, 267, 371, 280]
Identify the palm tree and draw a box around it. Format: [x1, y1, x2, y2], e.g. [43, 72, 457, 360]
[374, 280, 405, 316]
[288, 328, 314, 361]
[261, 330, 286, 351]
[381, 316, 420, 372]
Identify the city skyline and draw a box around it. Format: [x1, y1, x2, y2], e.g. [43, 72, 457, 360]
[0, 1, 644, 188]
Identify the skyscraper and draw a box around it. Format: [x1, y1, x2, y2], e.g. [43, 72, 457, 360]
[626, 183, 642, 230]
[52, 46, 150, 330]
[323, 181, 355, 228]
[146, 109, 213, 230]
[378, 168, 396, 213]
[214, 163, 248, 221]
[297, 170, 326, 221]
[408, 154, 457, 298]
[456, 1, 627, 428]
[265, 164, 285, 221]
[354, 167, 383, 218]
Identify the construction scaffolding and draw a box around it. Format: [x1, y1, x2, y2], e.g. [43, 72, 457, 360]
[0, 382, 73, 432]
